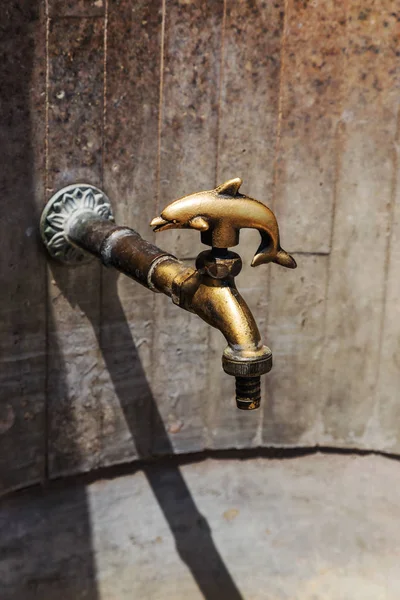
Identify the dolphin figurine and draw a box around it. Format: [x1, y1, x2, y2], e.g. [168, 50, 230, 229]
[150, 178, 296, 269]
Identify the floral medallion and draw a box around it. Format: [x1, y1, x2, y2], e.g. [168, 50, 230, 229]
[40, 184, 114, 264]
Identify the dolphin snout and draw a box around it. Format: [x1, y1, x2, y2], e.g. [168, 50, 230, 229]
[150, 216, 177, 232]
[150, 216, 166, 229]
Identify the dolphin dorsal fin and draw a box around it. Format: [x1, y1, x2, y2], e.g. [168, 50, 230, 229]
[215, 178, 242, 197]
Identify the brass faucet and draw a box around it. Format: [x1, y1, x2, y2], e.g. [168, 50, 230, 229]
[40, 178, 296, 410]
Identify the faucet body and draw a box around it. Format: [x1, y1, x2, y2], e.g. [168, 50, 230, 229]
[40, 180, 296, 410]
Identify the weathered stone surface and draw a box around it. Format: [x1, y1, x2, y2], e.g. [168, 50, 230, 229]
[47, 18, 104, 189]
[274, 0, 346, 253]
[263, 255, 328, 445]
[209, 0, 284, 448]
[2, 454, 400, 599]
[0, 0, 46, 494]
[47, 17, 105, 477]
[320, 2, 399, 446]
[100, 0, 162, 464]
[152, 0, 224, 455]
[49, 0, 104, 17]
[373, 122, 400, 452]
[3, 0, 400, 495]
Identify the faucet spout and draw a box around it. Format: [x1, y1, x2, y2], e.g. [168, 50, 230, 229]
[190, 279, 264, 358]
[191, 277, 272, 410]
[151, 248, 272, 410]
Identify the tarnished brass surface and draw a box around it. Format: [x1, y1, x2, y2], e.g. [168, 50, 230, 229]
[151, 248, 273, 410]
[42, 179, 297, 411]
[151, 178, 296, 269]
[152, 252, 261, 351]
[149, 178, 297, 409]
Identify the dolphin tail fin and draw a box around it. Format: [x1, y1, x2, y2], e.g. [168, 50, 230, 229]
[251, 233, 297, 269]
[273, 249, 297, 269]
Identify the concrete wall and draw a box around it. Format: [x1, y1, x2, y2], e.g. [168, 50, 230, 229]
[1, 0, 400, 496]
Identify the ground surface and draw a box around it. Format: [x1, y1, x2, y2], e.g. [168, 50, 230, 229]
[1, 453, 400, 599]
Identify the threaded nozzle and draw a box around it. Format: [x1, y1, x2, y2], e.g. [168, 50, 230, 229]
[235, 376, 261, 410]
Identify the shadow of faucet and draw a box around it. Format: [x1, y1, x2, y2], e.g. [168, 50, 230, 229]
[48, 260, 244, 598]
[93, 267, 244, 600]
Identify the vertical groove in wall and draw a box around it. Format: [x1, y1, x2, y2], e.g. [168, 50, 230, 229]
[43, 0, 51, 483]
[318, 120, 346, 443]
[262, 0, 289, 443]
[102, 0, 108, 183]
[98, 0, 108, 451]
[150, 0, 166, 449]
[155, 0, 166, 215]
[326, 0, 348, 257]
[214, 0, 227, 187]
[328, 119, 346, 256]
[204, 0, 226, 450]
[328, 125, 345, 255]
[319, 1, 348, 443]
[271, 0, 289, 216]
[44, 2, 50, 195]
[375, 105, 400, 393]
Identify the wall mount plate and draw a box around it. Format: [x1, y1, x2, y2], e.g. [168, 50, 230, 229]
[40, 184, 114, 265]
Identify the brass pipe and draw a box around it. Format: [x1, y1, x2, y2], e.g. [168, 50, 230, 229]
[67, 214, 264, 354]
[66, 213, 177, 289]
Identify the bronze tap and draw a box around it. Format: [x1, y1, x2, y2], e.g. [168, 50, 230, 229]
[40, 179, 296, 410]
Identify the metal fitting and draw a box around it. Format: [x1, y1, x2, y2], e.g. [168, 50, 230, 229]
[222, 346, 272, 377]
[195, 250, 242, 280]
